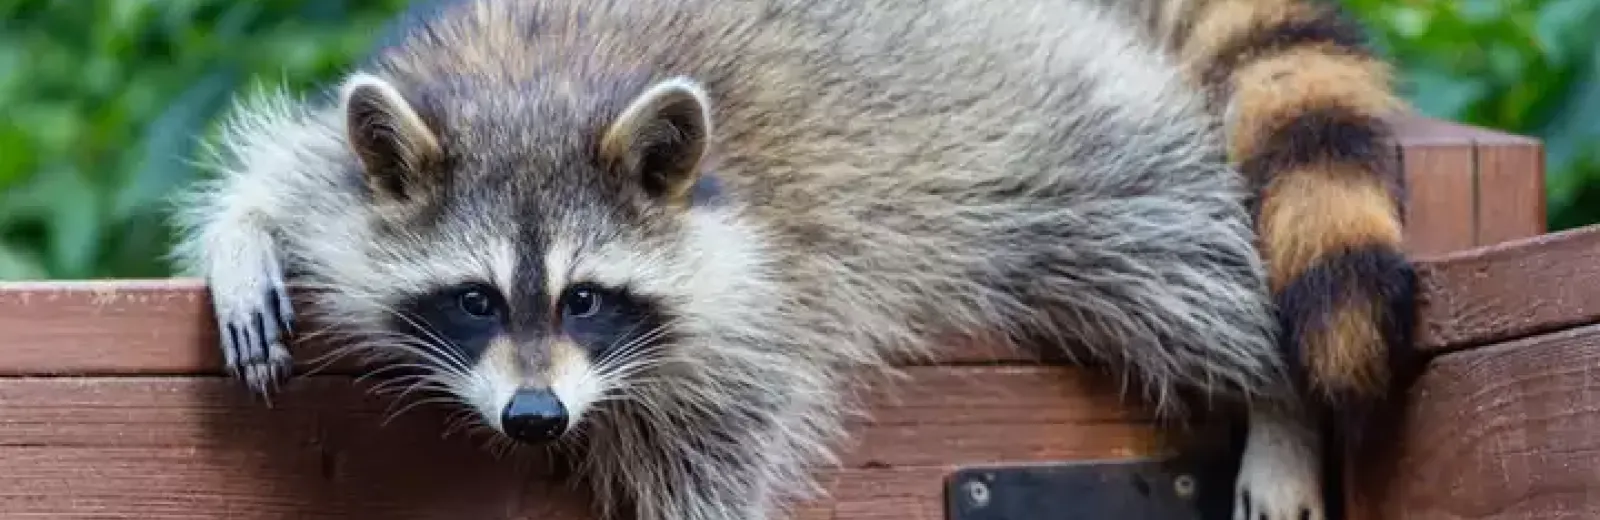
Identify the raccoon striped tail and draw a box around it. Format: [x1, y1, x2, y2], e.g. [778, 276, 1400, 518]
[1170, 0, 1419, 432]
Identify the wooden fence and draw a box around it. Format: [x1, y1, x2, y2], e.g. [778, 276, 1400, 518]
[0, 116, 1585, 519]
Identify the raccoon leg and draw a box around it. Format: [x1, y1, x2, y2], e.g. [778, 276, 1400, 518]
[168, 94, 322, 399]
[206, 223, 296, 397]
[177, 202, 297, 398]
[1236, 406, 1323, 520]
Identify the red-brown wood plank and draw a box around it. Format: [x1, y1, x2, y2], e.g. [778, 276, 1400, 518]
[0, 366, 1163, 519]
[1414, 225, 1600, 353]
[1400, 140, 1479, 256]
[0, 279, 217, 375]
[1474, 135, 1547, 245]
[8, 223, 1595, 378]
[1348, 322, 1600, 520]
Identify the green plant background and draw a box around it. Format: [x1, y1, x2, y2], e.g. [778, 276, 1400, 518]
[3, 0, 1598, 280]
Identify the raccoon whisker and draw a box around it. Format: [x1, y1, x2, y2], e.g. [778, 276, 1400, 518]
[280, 324, 341, 346]
[383, 309, 476, 372]
[592, 319, 654, 366]
[593, 320, 676, 368]
[443, 405, 499, 444]
[363, 373, 460, 401]
[392, 375, 462, 404]
[353, 364, 436, 387]
[308, 290, 477, 377]
[577, 343, 671, 398]
[598, 372, 676, 387]
[348, 306, 475, 374]
[441, 408, 485, 439]
[356, 365, 472, 414]
[467, 424, 503, 449]
[360, 368, 436, 386]
[593, 361, 674, 391]
[277, 322, 388, 378]
[364, 371, 456, 396]
[590, 322, 678, 380]
[298, 345, 362, 378]
[348, 345, 470, 386]
[594, 345, 671, 377]
[479, 432, 520, 461]
[350, 336, 475, 381]
[304, 326, 474, 381]
[587, 365, 674, 408]
[367, 381, 451, 404]
[380, 395, 463, 427]
[563, 322, 679, 414]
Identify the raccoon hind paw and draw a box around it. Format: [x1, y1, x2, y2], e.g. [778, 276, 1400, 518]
[1233, 413, 1325, 520]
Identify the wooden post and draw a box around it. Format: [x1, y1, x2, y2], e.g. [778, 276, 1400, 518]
[0, 118, 1562, 519]
[1389, 114, 1546, 257]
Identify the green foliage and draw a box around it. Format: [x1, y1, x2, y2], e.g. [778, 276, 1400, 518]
[1, 1, 1598, 280]
[0, 0, 410, 279]
[1342, 0, 1600, 229]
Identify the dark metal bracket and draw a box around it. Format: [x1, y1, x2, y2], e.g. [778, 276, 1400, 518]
[945, 449, 1241, 520]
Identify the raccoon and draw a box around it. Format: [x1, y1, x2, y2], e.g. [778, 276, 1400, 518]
[168, 0, 1415, 519]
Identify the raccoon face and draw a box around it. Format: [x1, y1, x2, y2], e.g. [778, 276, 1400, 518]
[388, 276, 675, 444]
[334, 71, 716, 445]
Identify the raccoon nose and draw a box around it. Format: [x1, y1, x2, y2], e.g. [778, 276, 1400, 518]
[501, 389, 569, 444]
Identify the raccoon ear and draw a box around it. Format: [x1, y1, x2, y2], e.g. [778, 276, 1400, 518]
[340, 72, 443, 201]
[599, 76, 713, 207]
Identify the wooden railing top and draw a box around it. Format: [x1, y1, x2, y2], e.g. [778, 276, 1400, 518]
[1387, 114, 1541, 147]
[2, 224, 1596, 377]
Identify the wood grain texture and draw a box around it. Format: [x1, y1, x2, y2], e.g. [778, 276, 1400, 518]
[1389, 114, 1547, 257]
[0, 367, 1164, 520]
[1475, 139, 1547, 245]
[1347, 323, 1600, 520]
[1414, 225, 1600, 353]
[1399, 139, 1479, 256]
[0, 279, 218, 376]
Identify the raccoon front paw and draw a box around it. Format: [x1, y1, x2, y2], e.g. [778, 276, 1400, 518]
[1233, 414, 1324, 520]
[210, 262, 296, 399]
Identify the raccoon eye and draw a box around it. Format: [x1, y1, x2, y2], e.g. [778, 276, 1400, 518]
[560, 285, 603, 320]
[457, 288, 497, 318]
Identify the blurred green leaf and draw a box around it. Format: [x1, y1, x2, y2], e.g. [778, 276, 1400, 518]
[114, 66, 239, 221]
[43, 167, 103, 279]
[0, 240, 49, 280]
[1401, 68, 1490, 118]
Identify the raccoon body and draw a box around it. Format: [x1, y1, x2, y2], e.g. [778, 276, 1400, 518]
[169, 1, 1414, 519]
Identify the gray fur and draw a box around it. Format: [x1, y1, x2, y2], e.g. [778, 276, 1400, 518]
[169, 0, 1307, 519]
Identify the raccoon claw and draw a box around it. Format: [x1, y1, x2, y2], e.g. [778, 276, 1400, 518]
[1233, 416, 1324, 520]
[214, 273, 296, 400]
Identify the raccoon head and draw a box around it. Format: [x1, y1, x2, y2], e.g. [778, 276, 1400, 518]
[333, 70, 733, 445]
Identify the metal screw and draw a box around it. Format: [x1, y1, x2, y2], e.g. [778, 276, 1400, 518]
[965, 480, 991, 507]
[1173, 474, 1196, 499]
